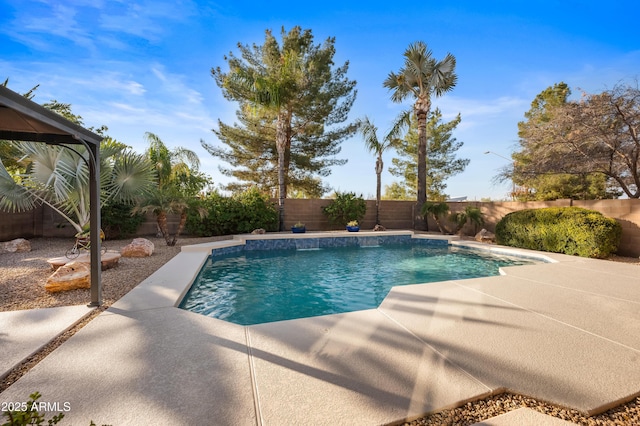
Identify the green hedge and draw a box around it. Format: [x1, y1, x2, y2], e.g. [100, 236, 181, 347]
[321, 191, 367, 227]
[185, 188, 278, 236]
[495, 207, 621, 258]
[101, 201, 145, 240]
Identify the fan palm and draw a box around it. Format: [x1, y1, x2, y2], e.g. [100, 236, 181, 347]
[384, 41, 457, 230]
[0, 138, 155, 234]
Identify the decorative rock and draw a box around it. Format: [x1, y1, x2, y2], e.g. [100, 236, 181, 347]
[121, 238, 154, 257]
[74, 251, 121, 270]
[45, 262, 90, 292]
[251, 228, 266, 234]
[373, 224, 387, 232]
[475, 228, 496, 243]
[47, 256, 70, 271]
[0, 238, 31, 253]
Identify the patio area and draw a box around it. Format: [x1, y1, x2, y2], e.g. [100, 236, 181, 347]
[1, 233, 639, 425]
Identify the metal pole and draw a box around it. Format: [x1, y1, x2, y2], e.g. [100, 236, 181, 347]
[76, 138, 102, 307]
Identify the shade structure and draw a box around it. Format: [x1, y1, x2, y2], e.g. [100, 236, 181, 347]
[0, 85, 104, 306]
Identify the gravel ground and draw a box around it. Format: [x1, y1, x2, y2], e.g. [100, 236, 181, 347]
[1, 236, 638, 425]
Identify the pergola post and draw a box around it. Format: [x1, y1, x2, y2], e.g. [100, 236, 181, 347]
[87, 140, 102, 307]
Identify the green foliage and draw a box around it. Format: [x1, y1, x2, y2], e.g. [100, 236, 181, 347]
[509, 82, 618, 200]
[382, 182, 412, 200]
[421, 201, 450, 234]
[495, 207, 622, 258]
[511, 81, 640, 198]
[449, 206, 484, 234]
[384, 40, 457, 226]
[1, 392, 64, 425]
[388, 109, 468, 200]
[185, 188, 278, 236]
[321, 192, 366, 227]
[206, 26, 357, 198]
[101, 201, 145, 239]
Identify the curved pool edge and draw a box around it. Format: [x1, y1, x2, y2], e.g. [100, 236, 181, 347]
[68, 230, 640, 424]
[107, 231, 572, 317]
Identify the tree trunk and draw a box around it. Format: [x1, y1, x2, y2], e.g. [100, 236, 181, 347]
[156, 210, 172, 246]
[276, 112, 288, 231]
[415, 99, 429, 231]
[170, 210, 187, 246]
[375, 155, 383, 225]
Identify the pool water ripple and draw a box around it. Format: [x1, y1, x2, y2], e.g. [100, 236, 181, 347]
[180, 244, 535, 325]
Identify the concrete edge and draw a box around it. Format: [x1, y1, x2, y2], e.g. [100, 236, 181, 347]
[0, 305, 95, 382]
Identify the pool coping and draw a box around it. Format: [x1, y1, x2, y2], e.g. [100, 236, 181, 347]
[2, 231, 639, 425]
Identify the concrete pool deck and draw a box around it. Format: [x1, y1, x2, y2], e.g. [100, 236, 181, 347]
[1, 232, 639, 425]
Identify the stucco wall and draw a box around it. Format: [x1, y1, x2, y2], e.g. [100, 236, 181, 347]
[1, 198, 639, 257]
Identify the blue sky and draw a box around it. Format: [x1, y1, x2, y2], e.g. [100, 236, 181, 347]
[1, 0, 639, 200]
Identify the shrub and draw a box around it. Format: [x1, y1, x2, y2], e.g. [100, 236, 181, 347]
[495, 207, 621, 258]
[322, 192, 367, 227]
[101, 201, 145, 239]
[450, 206, 484, 234]
[185, 188, 278, 236]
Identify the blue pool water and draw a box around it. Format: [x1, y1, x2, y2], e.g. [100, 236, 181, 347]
[179, 243, 536, 325]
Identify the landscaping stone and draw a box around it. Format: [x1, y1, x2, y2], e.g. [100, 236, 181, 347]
[251, 228, 266, 234]
[121, 238, 154, 257]
[373, 224, 387, 231]
[0, 238, 31, 254]
[74, 251, 121, 270]
[45, 262, 90, 292]
[475, 228, 496, 243]
[47, 256, 70, 271]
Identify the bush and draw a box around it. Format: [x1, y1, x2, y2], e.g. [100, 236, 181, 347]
[321, 192, 367, 227]
[101, 201, 145, 240]
[495, 207, 621, 258]
[185, 188, 278, 236]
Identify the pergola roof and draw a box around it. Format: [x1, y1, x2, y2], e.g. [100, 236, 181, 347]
[0, 84, 103, 306]
[0, 85, 101, 145]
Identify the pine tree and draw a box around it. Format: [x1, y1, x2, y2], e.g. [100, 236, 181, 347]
[388, 109, 468, 201]
[205, 26, 357, 228]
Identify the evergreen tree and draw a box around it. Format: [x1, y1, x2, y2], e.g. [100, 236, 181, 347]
[205, 26, 357, 228]
[388, 109, 469, 201]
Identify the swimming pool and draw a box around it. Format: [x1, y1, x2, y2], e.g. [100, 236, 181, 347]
[179, 235, 537, 325]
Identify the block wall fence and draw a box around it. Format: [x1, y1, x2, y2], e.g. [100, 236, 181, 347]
[1, 198, 639, 257]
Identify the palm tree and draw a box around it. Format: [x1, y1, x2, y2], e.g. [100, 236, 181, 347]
[144, 132, 202, 193]
[355, 116, 395, 225]
[450, 206, 484, 235]
[134, 187, 205, 246]
[0, 138, 155, 234]
[384, 41, 457, 230]
[141, 132, 206, 245]
[421, 201, 451, 234]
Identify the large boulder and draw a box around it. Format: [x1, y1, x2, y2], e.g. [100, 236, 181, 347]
[74, 251, 121, 270]
[121, 238, 155, 257]
[0, 238, 31, 254]
[45, 262, 90, 292]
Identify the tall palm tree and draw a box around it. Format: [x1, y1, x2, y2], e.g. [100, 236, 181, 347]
[355, 116, 395, 225]
[384, 41, 457, 230]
